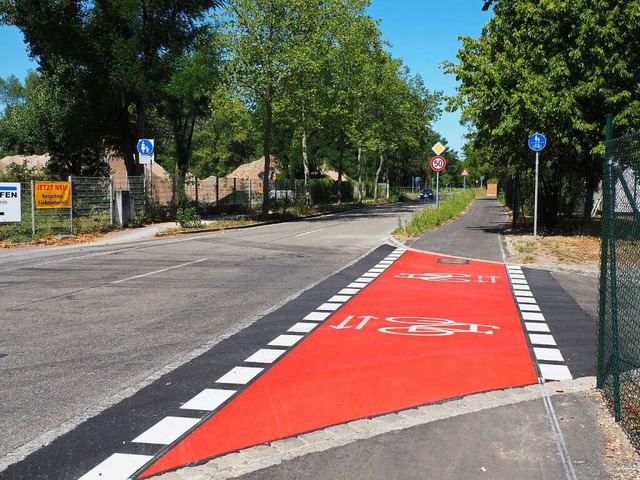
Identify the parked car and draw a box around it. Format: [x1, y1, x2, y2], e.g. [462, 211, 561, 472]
[420, 188, 434, 200]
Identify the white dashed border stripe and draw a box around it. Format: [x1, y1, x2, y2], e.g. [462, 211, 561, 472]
[75, 247, 408, 480]
[507, 265, 573, 383]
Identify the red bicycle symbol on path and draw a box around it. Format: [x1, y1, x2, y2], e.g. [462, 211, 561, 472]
[330, 315, 500, 337]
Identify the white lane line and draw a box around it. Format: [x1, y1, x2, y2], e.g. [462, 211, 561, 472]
[539, 364, 573, 381]
[509, 273, 526, 278]
[522, 312, 546, 321]
[245, 348, 287, 363]
[181, 389, 236, 411]
[517, 297, 538, 304]
[304, 311, 331, 321]
[78, 453, 154, 480]
[317, 303, 342, 311]
[534, 348, 565, 362]
[525, 322, 550, 333]
[111, 258, 208, 284]
[515, 290, 534, 297]
[328, 295, 351, 303]
[511, 279, 529, 285]
[268, 334, 304, 347]
[132, 416, 201, 445]
[347, 282, 368, 289]
[355, 277, 375, 283]
[294, 227, 330, 237]
[217, 366, 263, 384]
[529, 334, 557, 346]
[506, 265, 522, 271]
[362, 272, 380, 278]
[513, 285, 531, 291]
[288, 322, 318, 333]
[339, 288, 360, 295]
[519, 304, 541, 312]
[369, 268, 385, 273]
[378, 261, 393, 265]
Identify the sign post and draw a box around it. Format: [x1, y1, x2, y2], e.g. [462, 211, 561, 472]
[137, 139, 155, 193]
[430, 155, 446, 208]
[461, 168, 470, 189]
[430, 142, 447, 207]
[528, 133, 547, 240]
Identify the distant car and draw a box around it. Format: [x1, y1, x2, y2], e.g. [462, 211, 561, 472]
[420, 188, 434, 200]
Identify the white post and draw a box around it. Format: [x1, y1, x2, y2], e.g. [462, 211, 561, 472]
[68, 175, 73, 234]
[31, 179, 35, 236]
[436, 171, 440, 208]
[534, 151, 540, 240]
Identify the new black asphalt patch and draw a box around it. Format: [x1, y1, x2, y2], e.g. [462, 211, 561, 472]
[0, 245, 395, 480]
[522, 267, 597, 378]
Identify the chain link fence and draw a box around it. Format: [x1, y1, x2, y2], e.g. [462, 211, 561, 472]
[597, 131, 640, 446]
[1, 174, 386, 240]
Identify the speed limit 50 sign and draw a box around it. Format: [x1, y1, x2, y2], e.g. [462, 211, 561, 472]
[430, 155, 446, 172]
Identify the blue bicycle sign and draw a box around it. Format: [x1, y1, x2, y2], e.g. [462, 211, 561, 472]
[528, 133, 546, 152]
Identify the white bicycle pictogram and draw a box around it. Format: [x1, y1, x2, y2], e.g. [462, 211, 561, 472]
[378, 317, 500, 337]
[395, 272, 499, 283]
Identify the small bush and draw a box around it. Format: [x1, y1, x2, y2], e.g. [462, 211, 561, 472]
[176, 205, 203, 228]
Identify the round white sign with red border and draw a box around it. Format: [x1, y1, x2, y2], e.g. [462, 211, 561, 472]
[430, 156, 446, 172]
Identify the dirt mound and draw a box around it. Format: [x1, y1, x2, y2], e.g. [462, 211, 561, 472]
[0, 154, 50, 171]
[226, 156, 280, 180]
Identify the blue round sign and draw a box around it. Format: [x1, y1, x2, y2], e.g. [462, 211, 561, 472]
[137, 139, 154, 155]
[528, 133, 546, 152]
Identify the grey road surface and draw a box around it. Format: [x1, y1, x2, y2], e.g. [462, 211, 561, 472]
[0, 202, 421, 459]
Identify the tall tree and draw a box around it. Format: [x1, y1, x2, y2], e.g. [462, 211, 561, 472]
[1, 0, 223, 175]
[446, 0, 640, 223]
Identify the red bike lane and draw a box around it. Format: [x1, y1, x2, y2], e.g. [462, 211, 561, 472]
[140, 250, 537, 478]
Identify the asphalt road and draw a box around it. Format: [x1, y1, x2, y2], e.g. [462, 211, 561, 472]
[0, 202, 422, 463]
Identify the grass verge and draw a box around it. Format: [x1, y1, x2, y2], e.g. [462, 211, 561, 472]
[393, 189, 482, 240]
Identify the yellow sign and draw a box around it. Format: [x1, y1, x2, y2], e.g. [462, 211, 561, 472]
[34, 181, 71, 209]
[431, 142, 446, 155]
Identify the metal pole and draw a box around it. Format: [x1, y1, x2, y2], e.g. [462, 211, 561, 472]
[436, 171, 440, 208]
[109, 175, 114, 226]
[69, 175, 73, 234]
[31, 179, 35, 236]
[534, 151, 540, 240]
[249, 179, 252, 210]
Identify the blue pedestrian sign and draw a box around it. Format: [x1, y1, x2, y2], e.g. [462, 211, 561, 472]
[528, 133, 546, 152]
[137, 139, 154, 155]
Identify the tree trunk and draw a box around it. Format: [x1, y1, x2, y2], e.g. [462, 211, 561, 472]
[374, 153, 385, 200]
[357, 144, 363, 204]
[262, 93, 273, 218]
[172, 114, 197, 207]
[119, 100, 139, 177]
[337, 134, 344, 204]
[583, 155, 600, 218]
[301, 110, 311, 205]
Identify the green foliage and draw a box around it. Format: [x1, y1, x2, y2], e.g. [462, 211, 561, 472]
[309, 178, 335, 205]
[0, 160, 44, 182]
[446, 0, 640, 224]
[176, 204, 204, 228]
[394, 189, 480, 238]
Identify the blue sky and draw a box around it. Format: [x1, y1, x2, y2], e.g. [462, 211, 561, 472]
[0, 0, 491, 156]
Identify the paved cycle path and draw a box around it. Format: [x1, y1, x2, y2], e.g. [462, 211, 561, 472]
[139, 250, 537, 478]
